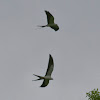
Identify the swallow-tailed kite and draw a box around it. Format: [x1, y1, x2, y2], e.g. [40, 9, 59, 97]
[38, 10, 59, 31]
[32, 54, 54, 87]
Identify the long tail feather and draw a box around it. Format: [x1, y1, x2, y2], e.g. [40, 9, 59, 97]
[33, 74, 44, 79]
[37, 25, 47, 27]
[32, 78, 41, 81]
[33, 74, 44, 81]
[33, 74, 41, 77]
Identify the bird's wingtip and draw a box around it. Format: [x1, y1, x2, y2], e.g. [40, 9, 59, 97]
[45, 10, 49, 13]
[40, 85, 46, 87]
[49, 54, 52, 57]
[49, 54, 53, 60]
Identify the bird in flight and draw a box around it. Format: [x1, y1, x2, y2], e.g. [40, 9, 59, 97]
[32, 54, 54, 87]
[38, 10, 59, 31]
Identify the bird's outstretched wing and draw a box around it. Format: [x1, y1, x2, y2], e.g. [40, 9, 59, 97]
[45, 54, 54, 76]
[50, 25, 59, 31]
[45, 10, 54, 24]
[40, 79, 49, 87]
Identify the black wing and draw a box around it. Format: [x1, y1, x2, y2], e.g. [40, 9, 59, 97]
[45, 10, 54, 24]
[40, 79, 49, 87]
[45, 54, 54, 76]
[50, 25, 59, 31]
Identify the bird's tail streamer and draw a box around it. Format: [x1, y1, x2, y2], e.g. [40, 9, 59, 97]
[34, 25, 46, 30]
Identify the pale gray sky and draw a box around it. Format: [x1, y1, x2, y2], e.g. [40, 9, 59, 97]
[0, 0, 100, 100]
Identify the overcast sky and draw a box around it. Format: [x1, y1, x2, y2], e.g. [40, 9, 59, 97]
[0, 0, 100, 100]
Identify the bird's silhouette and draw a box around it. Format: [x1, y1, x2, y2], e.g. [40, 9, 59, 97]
[32, 54, 54, 87]
[38, 10, 59, 31]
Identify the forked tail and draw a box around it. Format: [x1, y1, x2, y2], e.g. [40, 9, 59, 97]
[32, 74, 44, 81]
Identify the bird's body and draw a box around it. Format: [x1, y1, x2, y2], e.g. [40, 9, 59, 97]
[33, 74, 53, 80]
[33, 54, 54, 87]
[38, 10, 59, 31]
